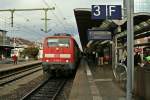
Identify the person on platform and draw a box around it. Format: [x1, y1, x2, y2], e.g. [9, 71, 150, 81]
[12, 55, 18, 64]
[25, 56, 29, 61]
[143, 55, 150, 67]
[134, 52, 142, 67]
[0, 55, 2, 61]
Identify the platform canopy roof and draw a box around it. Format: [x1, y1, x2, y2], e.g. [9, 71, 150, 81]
[74, 8, 150, 49]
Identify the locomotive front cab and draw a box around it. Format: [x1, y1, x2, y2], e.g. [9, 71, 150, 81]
[42, 36, 75, 73]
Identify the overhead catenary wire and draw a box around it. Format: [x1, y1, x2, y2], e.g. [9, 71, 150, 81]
[42, 0, 81, 49]
[42, 0, 50, 8]
[11, 27, 45, 42]
[0, 14, 57, 39]
[0, 4, 74, 40]
[0, 17, 47, 41]
[42, 0, 68, 33]
[0, 15, 44, 35]
[49, 0, 72, 25]
[15, 13, 30, 22]
[51, 0, 76, 34]
[11, 4, 57, 34]
[0, 22, 41, 41]
[46, 0, 77, 35]
[0, 17, 38, 34]
[0, 16, 12, 30]
[13, 12, 56, 34]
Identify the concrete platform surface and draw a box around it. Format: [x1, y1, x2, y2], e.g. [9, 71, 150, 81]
[69, 59, 93, 100]
[69, 58, 126, 100]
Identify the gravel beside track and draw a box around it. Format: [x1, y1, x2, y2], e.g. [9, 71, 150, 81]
[56, 78, 74, 100]
[0, 73, 43, 100]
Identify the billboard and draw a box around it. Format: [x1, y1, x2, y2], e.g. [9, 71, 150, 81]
[88, 29, 111, 40]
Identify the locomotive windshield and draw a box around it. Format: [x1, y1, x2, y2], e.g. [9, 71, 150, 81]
[47, 38, 70, 47]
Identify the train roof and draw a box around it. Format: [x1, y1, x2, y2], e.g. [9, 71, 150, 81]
[45, 34, 73, 39]
[53, 33, 71, 36]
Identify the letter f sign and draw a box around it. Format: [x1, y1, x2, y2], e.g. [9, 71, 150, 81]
[107, 5, 122, 19]
[108, 6, 116, 16]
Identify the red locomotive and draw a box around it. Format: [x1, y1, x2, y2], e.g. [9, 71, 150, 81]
[42, 34, 80, 77]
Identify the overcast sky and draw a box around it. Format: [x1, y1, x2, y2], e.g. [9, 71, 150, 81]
[0, 0, 122, 46]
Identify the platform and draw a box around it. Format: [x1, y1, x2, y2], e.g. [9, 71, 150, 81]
[69, 58, 126, 100]
[0, 60, 41, 72]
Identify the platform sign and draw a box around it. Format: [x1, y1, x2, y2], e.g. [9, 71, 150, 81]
[107, 5, 122, 19]
[88, 29, 111, 40]
[91, 5, 122, 20]
[91, 5, 106, 19]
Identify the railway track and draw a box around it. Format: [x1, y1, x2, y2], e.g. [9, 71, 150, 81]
[21, 78, 66, 100]
[0, 64, 42, 86]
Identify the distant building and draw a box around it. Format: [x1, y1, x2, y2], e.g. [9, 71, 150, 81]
[10, 37, 35, 48]
[0, 30, 40, 58]
[0, 30, 12, 58]
[0, 30, 10, 46]
[134, 0, 150, 12]
[0, 30, 7, 46]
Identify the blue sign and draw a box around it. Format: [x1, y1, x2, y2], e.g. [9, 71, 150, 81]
[107, 5, 122, 19]
[88, 29, 111, 40]
[91, 5, 122, 20]
[92, 5, 106, 20]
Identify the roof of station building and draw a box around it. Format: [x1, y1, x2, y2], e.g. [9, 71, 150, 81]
[74, 8, 150, 49]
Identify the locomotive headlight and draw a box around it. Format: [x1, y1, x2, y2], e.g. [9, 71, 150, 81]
[66, 59, 69, 63]
[56, 47, 59, 50]
[46, 59, 49, 62]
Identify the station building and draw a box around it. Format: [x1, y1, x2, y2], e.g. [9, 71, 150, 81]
[0, 30, 12, 58]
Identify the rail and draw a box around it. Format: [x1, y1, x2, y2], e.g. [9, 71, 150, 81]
[0, 61, 41, 76]
[21, 78, 66, 100]
[0, 62, 42, 86]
